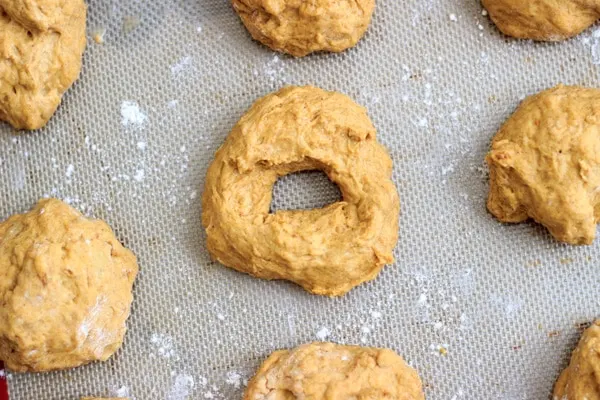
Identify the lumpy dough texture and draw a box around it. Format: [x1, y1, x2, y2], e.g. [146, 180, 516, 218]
[0, 199, 138, 372]
[1, 0, 74, 31]
[487, 85, 600, 245]
[202, 86, 399, 296]
[244, 342, 424, 400]
[0, 0, 86, 130]
[232, 0, 375, 57]
[553, 321, 600, 400]
[482, 0, 600, 40]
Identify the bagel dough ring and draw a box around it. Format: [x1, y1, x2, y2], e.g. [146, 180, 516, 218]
[202, 86, 399, 296]
[487, 85, 600, 245]
[232, 0, 375, 57]
[0, 0, 87, 130]
[0, 199, 138, 372]
[244, 342, 424, 400]
[482, 0, 600, 41]
[553, 320, 600, 400]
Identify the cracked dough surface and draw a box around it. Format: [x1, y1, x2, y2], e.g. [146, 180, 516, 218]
[244, 342, 424, 400]
[482, 0, 600, 40]
[202, 86, 399, 296]
[487, 85, 600, 245]
[0, 199, 138, 372]
[553, 321, 600, 400]
[232, 0, 375, 57]
[0, 0, 86, 130]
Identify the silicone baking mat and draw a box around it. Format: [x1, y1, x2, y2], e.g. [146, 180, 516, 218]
[1, 0, 600, 399]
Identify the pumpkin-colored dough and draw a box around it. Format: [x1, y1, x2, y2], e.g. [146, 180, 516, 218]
[232, 0, 375, 57]
[202, 86, 399, 296]
[487, 85, 600, 245]
[0, 0, 86, 130]
[482, 0, 600, 41]
[244, 342, 424, 400]
[0, 0, 75, 31]
[553, 320, 600, 400]
[0, 199, 138, 372]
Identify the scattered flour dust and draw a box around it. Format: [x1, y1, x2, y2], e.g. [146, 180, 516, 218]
[168, 374, 195, 400]
[110, 386, 131, 398]
[150, 332, 177, 359]
[253, 54, 287, 83]
[134, 169, 145, 182]
[65, 164, 75, 178]
[225, 371, 242, 389]
[121, 101, 147, 127]
[451, 389, 466, 400]
[580, 27, 600, 64]
[171, 56, 193, 76]
[315, 327, 331, 340]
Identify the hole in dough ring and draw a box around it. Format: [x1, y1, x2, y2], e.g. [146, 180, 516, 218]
[202, 86, 400, 296]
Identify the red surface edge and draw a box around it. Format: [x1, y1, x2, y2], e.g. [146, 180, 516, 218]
[0, 361, 8, 400]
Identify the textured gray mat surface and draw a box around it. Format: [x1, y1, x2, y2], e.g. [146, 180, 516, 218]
[2, 0, 600, 399]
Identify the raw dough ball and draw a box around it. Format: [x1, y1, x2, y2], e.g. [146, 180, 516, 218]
[482, 0, 600, 40]
[244, 342, 424, 400]
[0, 0, 86, 130]
[202, 86, 399, 296]
[553, 321, 600, 400]
[487, 85, 600, 245]
[0, 0, 73, 31]
[232, 0, 375, 57]
[0, 199, 138, 372]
